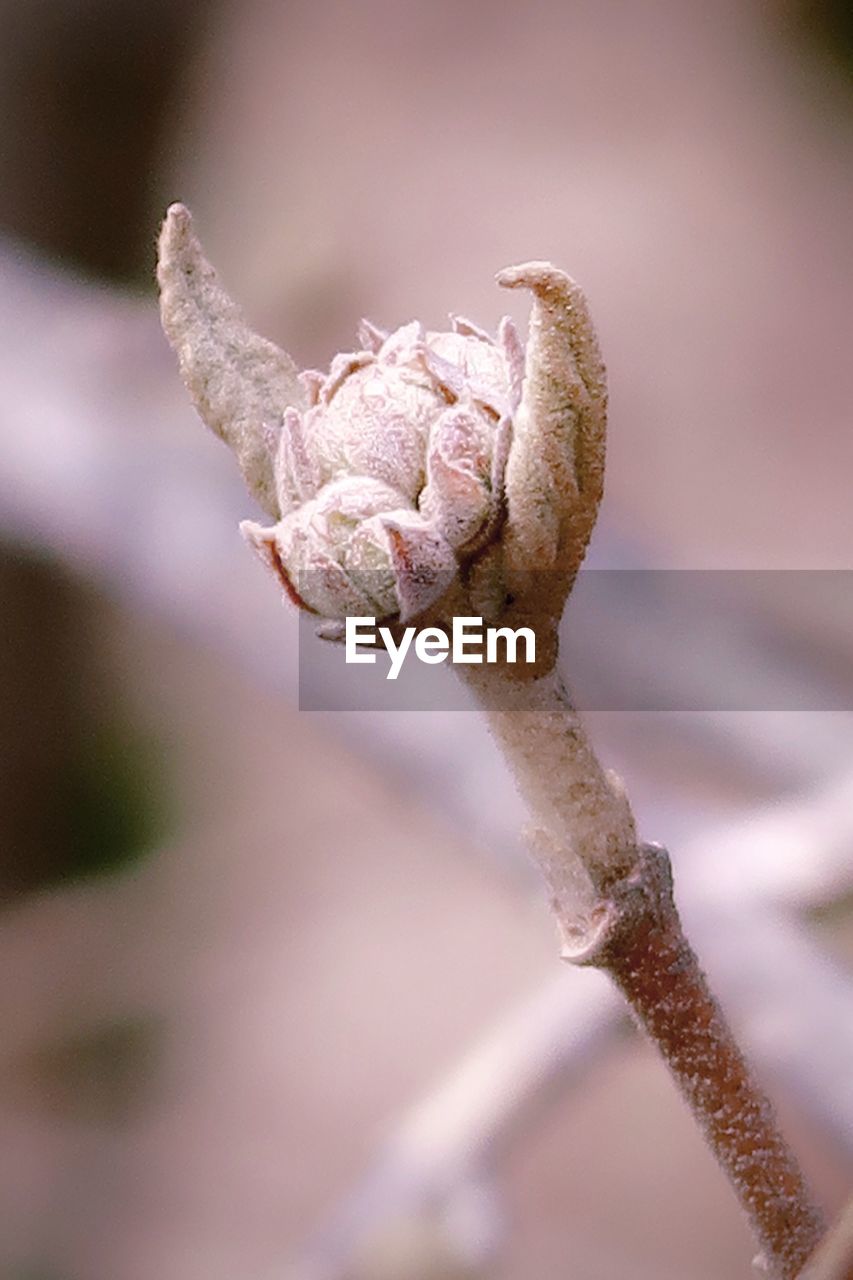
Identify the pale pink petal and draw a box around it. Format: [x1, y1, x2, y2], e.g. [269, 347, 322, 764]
[321, 350, 374, 403]
[240, 519, 317, 613]
[498, 315, 525, 412]
[450, 314, 493, 343]
[299, 369, 325, 406]
[380, 513, 457, 622]
[378, 320, 424, 365]
[275, 406, 319, 513]
[357, 318, 388, 353]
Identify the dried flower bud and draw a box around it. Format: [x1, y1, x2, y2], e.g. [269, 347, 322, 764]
[157, 205, 607, 663]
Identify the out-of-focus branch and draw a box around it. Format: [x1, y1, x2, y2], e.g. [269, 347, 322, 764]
[285, 902, 850, 1280]
[282, 762, 853, 1280]
[681, 766, 853, 912]
[286, 972, 622, 1280]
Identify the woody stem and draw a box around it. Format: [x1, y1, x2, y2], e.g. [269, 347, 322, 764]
[462, 663, 826, 1278]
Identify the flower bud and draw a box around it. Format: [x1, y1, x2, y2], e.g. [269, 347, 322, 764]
[158, 205, 607, 657]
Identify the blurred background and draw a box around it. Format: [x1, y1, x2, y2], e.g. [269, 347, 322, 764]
[0, 1, 852, 1277]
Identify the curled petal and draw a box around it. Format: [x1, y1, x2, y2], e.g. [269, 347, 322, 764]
[321, 350, 374, 403]
[240, 519, 317, 613]
[299, 369, 324, 406]
[247, 513, 380, 618]
[157, 204, 305, 517]
[261, 477, 412, 619]
[417, 346, 463, 404]
[379, 320, 424, 365]
[341, 521, 402, 619]
[498, 315, 525, 413]
[275, 407, 321, 515]
[450, 314, 493, 342]
[419, 345, 509, 421]
[419, 406, 492, 549]
[380, 513, 458, 622]
[441, 413, 512, 560]
[357, 318, 388, 352]
[299, 555, 379, 618]
[310, 476, 411, 544]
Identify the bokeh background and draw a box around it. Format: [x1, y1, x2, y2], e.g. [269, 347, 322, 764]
[1, 2, 852, 1277]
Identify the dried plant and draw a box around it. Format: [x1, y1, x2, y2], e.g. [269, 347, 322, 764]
[157, 203, 827, 1278]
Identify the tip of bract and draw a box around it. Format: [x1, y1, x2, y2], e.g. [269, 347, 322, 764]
[157, 203, 198, 291]
[157, 204, 196, 272]
[496, 261, 573, 296]
[163, 201, 192, 232]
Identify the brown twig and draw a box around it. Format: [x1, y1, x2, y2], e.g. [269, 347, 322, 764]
[571, 843, 825, 1279]
[467, 664, 827, 1279]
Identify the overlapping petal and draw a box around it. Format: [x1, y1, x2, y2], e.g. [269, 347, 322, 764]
[158, 205, 607, 640]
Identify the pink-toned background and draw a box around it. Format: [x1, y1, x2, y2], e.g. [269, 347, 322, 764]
[0, 2, 851, 1277]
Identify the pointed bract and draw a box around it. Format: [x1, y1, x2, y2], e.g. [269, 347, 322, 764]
[497, 261, 607, 608]
[157, 203, 305, 517]
[381, 515, 458, 623]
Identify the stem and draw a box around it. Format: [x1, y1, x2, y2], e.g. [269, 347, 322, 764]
[460, 664, 638, 941]
[573, 844, 825, 1279]
[463, 663, 826, 1279]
